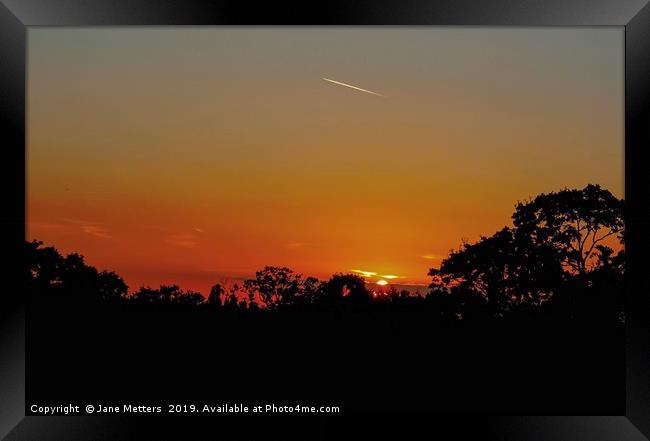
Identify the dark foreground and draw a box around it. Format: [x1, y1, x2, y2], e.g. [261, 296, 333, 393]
[28, 299, 624, 415]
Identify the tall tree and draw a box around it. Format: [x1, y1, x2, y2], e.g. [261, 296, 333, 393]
[428, 185, 622, 314]
[512, 184, 624, 276]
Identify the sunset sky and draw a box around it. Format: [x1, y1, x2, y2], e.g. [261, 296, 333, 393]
[27, 28, 623, 294]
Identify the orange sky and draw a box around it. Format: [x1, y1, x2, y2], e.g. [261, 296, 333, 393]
[27, 28, 624, 294]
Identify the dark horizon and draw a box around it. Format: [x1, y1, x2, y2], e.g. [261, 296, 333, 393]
[28, 184, 624, 319]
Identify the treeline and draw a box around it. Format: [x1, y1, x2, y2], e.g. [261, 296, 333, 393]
[26, 184, 624, 322]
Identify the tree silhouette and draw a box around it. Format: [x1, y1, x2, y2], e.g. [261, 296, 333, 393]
[424, 285, 487, 320]
[26, 240, 64, 287]
[243, 266, 313, 309]
[223, 284, 242, 311]
[131, 285, 204, 306]
[428, 184, 624, 317]
[321, 273, 371, 308]
[26, 240, 129, 305]
[428, 228, 529, 316]
[25, 184, 624, 323]
[207, 283, 224, 308]
[512, 184, 624, 276]
[96, 271, 129, 303]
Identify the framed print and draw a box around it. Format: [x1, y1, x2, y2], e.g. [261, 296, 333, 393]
[1, 0, 649, 439]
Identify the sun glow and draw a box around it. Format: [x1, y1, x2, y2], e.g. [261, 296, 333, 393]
[351, 269, 377, 278]
[353, 270, 402, 284]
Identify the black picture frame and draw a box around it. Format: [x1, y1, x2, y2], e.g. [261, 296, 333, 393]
[1, 1, 649, 439]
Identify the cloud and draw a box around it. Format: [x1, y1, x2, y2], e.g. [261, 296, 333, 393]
[420, 254, 442, 260]
[194, 228, 205, 233]
[59, 218, 112, 239]
[81, 225, 112, 239]
[166, 232, 200, 248]
[351, 269, 377, 278]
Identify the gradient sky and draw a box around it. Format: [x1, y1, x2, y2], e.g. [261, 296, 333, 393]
[27, 27, 624, 294]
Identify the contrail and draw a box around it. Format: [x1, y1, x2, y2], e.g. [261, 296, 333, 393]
[322, 78, 384, 97]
